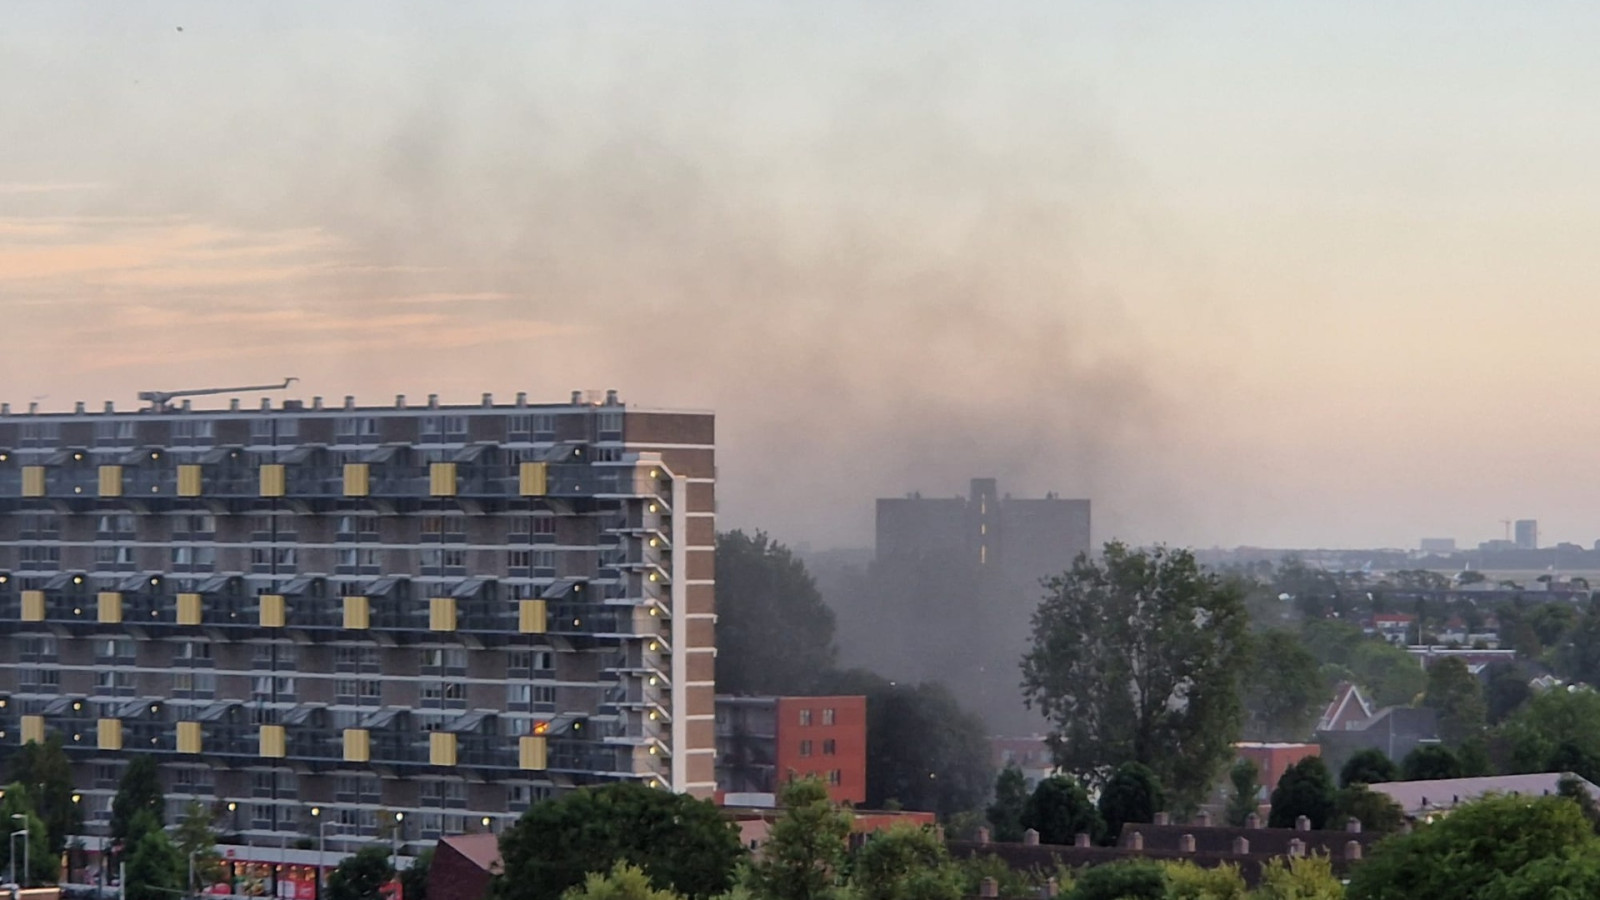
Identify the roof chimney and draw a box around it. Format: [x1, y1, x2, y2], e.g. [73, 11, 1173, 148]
[1022, 829, 1039, 846]
[74, 401, 85, 414]
[26, 402, 36, 414]
[229, 399, 240, 411]
[1072, 833, 1090, 848]
[571, 390, 583, 405]
[1178, 834, 1195, 853]
[428, 394, 439, 409]
[482, 393, 493, 407]
[1232, 836, 1250, 855]
[1345, 840, 1362, 860]
[104, 401, 114, 413]
[515, 392, 527, 407]
[1154, 812, 1170, 826]
[1127, 832, 1143, 851]
[396, 395, 406, 409]
[260, 398, 271, 410]
[344, 396, 355, 410]
[312, 396, 323, 410]
[1346, 817, 1362, 833]
[180, 400, 191, 411]
[1295, 815, 1311, 831]
[605, 389, 619, 405]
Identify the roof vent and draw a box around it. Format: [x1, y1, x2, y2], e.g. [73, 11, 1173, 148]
[396, 395, 406, 409]
[604, 389, 619, 406]
[312, 396, 323, 411]
[229, 399, 240, 411]
[482, 393, 493, 407]
[74, 401, 85, 414]
[570, 391, 583, 405]
[515, 392, 527, 407]
[344, 395, 355, 410]
[104, 401, 114, 413]
[427, 394, 439, 409]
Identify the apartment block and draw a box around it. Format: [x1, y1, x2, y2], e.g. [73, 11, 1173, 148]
[0, 389, 715, 852]
[714, 695, 866, 806]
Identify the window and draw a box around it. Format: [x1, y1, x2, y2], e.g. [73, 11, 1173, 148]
[21, 514, 59, 539]
[20, 636, 57, 661]
[799, 740, 813, 758]
[94, 670, 134, 696]
[508, 550, 531, 573]
[798, 709, 812, 727]
[508, 650, 555, 677]
[95, 420, 136, 445]
[19, 668, 60, 692]
[531, 549, 555, 573]
[186, 514, 215, 535]
[533, 414, 555, 436]
[98, 545, 135, 566]
[20, 422, 60, 446]
[97, 514, 135, 536]
[172, 419, 215, 443]
[95, 638, 136, 662]
[360, 679, 381, 700]
[597, 411, 623, 436]
[335, 680, 358, 703]
[173, 766, 214, 792]
[20, 545, 61, 568]
[251, 676, 295, 701]
[822, 708, 836, 726]
[507, 415, 531, 439]
[829, 770, 842, 786]
[823, 739, 837, 756]
[336, 417, 377, 439]
[176, 641, 212, 663]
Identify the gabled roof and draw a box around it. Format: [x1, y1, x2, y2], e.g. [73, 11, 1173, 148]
[1371, 772, 1600, 816]
[1316, 682, 1375, 733]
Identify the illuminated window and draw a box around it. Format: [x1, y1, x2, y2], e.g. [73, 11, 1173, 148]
[798, 709, 812, 727]
[822, 708, 835, 726]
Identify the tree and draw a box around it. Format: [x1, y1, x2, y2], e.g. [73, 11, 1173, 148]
[1255, 856, 1344, 900]
[849, 822, 963, 900]
[493, 782, 743, 900]
[1021, 543, 1250, 811]
[110, 755, 165, 851]
[1559, 774, 1600, 834]
[327, 846, 396, 900]
[1338, 748, 1398, 788]
[1498, 687, 1600, 776]
[401, 847, 432, 900]
[1400, 745, 1462, 781]
[1267, 757, 1335, 830]
[7, 733, 82, 855]
[1333, 785, 1405, 834]
[1095, 763, 1163, 847]
[1345, 794, 1600, 900]
[1242, 630, 1326, 740]
[564, 863, 686, 900]
[1161, 861, 1247, 900]
[715, 531, 837, 695]
[816, 670, 991, 817]
[1347, 641, 1427, 709]
[1422, 658, 1487, 746]
[746, 778, 851, 900]
[1485, 662, 1533, 725]
[1556, 599, 1600, 685]
[1224, 759, 1260, 827]
[0, 784, 55, 885]
[1020, 776, 1102, 846]
[1062, 860, 1166, 900]
[173, 800, 223, 890]
[124, 810, 183, 900]
[985, 766, 1027, 842]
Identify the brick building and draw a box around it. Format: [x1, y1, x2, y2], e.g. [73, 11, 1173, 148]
[0, 388, 715, 853]
[715, 695, 867, 805]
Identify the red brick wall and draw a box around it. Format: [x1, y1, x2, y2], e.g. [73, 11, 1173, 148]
[426, 839, 496, 900]
[774, 696, 868, 805]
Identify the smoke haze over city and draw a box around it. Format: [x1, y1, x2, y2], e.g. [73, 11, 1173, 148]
[6, 2, 1600, 550]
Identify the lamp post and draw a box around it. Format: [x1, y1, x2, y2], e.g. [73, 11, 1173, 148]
[11, 812, 27, 887]
[390, 813, 404, 864]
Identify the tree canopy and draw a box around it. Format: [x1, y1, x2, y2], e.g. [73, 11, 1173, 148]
[985, 766, 1028, 843]
[493, 782, 744, 900]
[1400, 745, 1462, 782]
[327, 846, 397, 900]
[1020, 776, 1103, 846]
[7, 734, 81, 855]
[1224, 759, 1261, 828]
[1022, 543, 1250, 810]
[1421, 658, 1486, 747]
[1096, 763, 1164, 847]
[850, 822, 964, 900]
[746, 778, 852, 900]
[1267, 757, 1335, 830]
[110, 755, 165, 852]
[715, 530, 837, 695]
[563, 864, 686, 900]
[1242, 630, 1324, 741]
[124, 810, 183, 900]
[0, 784, 55, 885]
[1338, 749, 1398, 788]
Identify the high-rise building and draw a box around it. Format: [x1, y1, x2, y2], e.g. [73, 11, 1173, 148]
[0, 390, 715, 853]
[875, 478, 1091, 586]
[1514, 519, 1538, 551]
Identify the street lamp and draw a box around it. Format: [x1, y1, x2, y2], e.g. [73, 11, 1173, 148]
[10, 812, 28, 888]
[391, 813, 404, 863]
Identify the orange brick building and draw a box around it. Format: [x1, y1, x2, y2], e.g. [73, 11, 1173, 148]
[716, 695, 867, 805]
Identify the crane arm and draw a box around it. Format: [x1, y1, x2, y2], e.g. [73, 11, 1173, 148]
[139, 377, 298, 410]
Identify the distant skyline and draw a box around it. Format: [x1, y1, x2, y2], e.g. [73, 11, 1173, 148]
[6, 3, 1600, 550]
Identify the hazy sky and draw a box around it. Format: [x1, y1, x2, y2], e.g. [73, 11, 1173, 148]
[4, 2, 1600, 551]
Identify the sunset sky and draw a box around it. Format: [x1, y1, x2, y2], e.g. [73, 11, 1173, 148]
[4, 2, 1600, 550]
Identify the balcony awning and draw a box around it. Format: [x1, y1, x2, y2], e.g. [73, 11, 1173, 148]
[541, 579, 583, 601]
[361, 708, 404, 729]
[118, 448, 156, 465]
[43, 449, 81, 465]
[451, 444, 491, 463]
[43, 573, 77, 590]
[195, 701, 239, 722]
[199, 446, 241, 464]
[451, 578, 488, 599]
[538, 444, 583, 463]
[282, 705, 324, 726]
[444, 711, 490, 734]
[117, 698, 157, 718]
[366, 577, 401, 597]
[119, 572, 158, 591]
[278, 576, 315, 596]
[42, 697, 83, 715]
[194, 574, 233, 593]
[280, 445, 322, 464]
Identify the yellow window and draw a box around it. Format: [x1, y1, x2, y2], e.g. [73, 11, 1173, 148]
[519, 599, 547, 634]
[519, 735, 548, 770]
[97, 719, 123, 751]
[429, 462, 457, 496]
[519, 462, 549, 497]
[429, 597, 457, 632]
[259, 594, 285, 628]
[177, 593, 202, 626]
[430, 731, 458, 766]
[21, 590, 44, 622]
[259, 464, 285, 497]
[177, 721, 202, 754]
[98, 591, 123, 624]
[98, 465, 123, 497]
[343, 463, 370, 497]
[343, 595, 370, 630]
[343, 729, 371, 762]
[259, 724, 286, 758]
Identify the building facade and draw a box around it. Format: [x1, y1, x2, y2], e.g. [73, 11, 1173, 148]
[0, 390, 716, 851]
[714, 695, 867, 806]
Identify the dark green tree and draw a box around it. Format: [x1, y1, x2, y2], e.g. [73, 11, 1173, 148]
[1485, 662, 1533, 725]
[1020, 776, 1102, 846]
[110, 755, 165, 851]
[400, 847, 431, 900]
[327, 846, 396, 900]
[1241, 630, 1323, 740]
[715, 530, 837, 695]
[1345, 794, 1600, 900]
[1267, 757, 1335, 830]
[747, 778, 851, 900]
[1400, 745, 1463, 781]
[492, 782, 743, 900]
[1333, 785, 1405, 834]
[124, 809, 183, 900]
[1224, 759, 1260, 827]
[1095, 763, 1163, 847]
[1556, 599, 1600, 684]
[984, 766, 1028, 842]
[1063, 860, 1167, 900]
[816, 670, 991, 817]
[1499, 687, 1600, 775]
[173, 800, 223, 889]
[1559, 774, 1600, 834]
[849, 822, 963, 900]
[1422, 658, 1487, 746]
[7, 733, 82, 855]
[0, 784, 55, 885]
[1338, 748, 1398, 788]
[1022, 543, 1250, 811]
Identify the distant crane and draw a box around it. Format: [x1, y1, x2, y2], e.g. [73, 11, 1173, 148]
[139, 377, 298, 412]
[1501, 519, 1512, 542]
